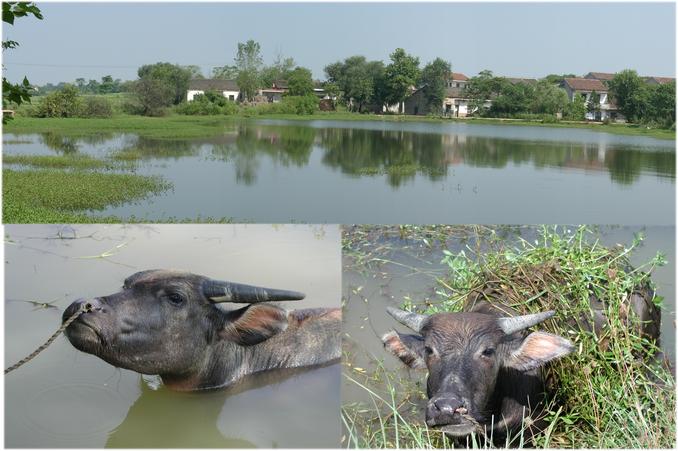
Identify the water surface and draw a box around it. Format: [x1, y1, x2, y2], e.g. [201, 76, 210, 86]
[3, 120, 674, 223]
[5, 224, 341, 448]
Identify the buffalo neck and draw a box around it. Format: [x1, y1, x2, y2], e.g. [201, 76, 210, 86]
[161, 307, 341, 390]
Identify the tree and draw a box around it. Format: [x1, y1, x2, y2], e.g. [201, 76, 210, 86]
[260, 53, 296, 88]
[212, 65, 238, 80]
[132, 77, 174, 116]
[530, 80, 568, 115]
[2, 2, 43, 123]
[287, 67, 314, 97]
[563, 94, 587, 121]
[36, 85, 81, 117]
[382, 48, 420, 107]
[235, 40, 264, 101]
[587, 90, 601, 118]
[419, 58, 451, 114]
[607, 69, 646, 122]
[646, 81, 676, 127]
[137, 62, 192, 105]
[99, 75, 116, 94]
[182, 65, 204, 79]
[325, 56, 384, 112]
[544, 73, 576, 84]
[465, 70, 506, 115]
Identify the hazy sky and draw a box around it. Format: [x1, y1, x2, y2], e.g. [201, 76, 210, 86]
[2, 2, 675, 85]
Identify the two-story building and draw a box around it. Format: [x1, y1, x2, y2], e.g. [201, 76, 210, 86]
[404, 72, 472, 116]
[561, 77, 623, 122]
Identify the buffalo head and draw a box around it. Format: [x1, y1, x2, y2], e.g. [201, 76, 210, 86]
[63, 270, 305, 383]
[382, 306, 573, 437]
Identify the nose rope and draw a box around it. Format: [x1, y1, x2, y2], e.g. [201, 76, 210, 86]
[5, 303, 92, 375]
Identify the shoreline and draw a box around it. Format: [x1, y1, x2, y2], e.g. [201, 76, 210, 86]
[3, 113, 675, 141]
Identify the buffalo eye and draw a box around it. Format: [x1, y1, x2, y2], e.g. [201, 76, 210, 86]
[424, 345, 435, 356]
[481, 348, 495, 357]
[165, 292, 185, 306]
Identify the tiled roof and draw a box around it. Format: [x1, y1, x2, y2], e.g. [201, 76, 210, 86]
[506, 77, 538, 85]
[584, 72, 616, 81]
[646, 76, 675, 85]
[188, 79, 239, 91]
[563, 78, 608, 92]
[451, 72, 468, 81]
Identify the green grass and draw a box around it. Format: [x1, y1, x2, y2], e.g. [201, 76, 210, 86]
[342, 225, 674, 448]
[3, 154, 134, 170]
[5, 111, 675, 140]
[3, 168, 171, 223]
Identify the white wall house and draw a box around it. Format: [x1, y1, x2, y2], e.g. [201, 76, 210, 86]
[187, 79, 240, 102]
[561, 77, 624, 122]
[443, 73, 471, 117]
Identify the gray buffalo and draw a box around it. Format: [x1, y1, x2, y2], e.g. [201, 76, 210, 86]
[63, 270, 341, 390]
[382, 301, 573, 444]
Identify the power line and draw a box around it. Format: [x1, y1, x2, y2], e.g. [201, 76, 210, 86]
[5, 62, 228, 69]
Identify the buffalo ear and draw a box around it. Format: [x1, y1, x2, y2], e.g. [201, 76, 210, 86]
[503, 331, 574, 371]
[220, 304, 288, 346]
[382, 331, 427, 369]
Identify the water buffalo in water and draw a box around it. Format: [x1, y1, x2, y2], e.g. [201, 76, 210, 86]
[63, 270, 341, 390]
[382, 301, 574, 444]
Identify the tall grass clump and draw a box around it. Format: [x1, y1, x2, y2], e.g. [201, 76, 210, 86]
[343, 226, 674, 448]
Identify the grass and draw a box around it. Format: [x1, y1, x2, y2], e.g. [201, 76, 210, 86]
[3, 154, 134, 170]
[342, 225, 675, 448]
[4, 111, 675, 140]
[3, 168, 171, 223]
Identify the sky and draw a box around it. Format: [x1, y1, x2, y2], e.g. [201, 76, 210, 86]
[2, 2, 676, 85]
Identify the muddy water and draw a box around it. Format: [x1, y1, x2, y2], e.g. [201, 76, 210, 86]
[3, 119, 674, 224]
[341, 226, 676, 406]
[4, 224, 341, 448]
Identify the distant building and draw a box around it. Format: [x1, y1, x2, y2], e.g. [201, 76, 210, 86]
[561, 77, 623, 122]
[187, 79, 240, 102]
[584, 72, 616, 82]
[405, 73, 472, 117]
[644, 76, 675, 85]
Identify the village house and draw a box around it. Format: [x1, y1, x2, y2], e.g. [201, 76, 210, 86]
[560, 77, 623, 122]
[404, 73, 472, 116]
[186, 79, 240, 102]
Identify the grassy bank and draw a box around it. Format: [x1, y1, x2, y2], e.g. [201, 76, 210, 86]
[342, 225, 674, 448]
[3, 168, 171, 223]
[4, 112, 675, 140]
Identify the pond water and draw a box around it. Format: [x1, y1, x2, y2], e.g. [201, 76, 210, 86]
[4, 224, 341, 448]
[3, 119, 675, 224]
[341, 226, 676, 410]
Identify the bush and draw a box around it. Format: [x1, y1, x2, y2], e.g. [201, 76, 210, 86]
[34, 85, 81, 118]
[281, 95, 319, 115]
[79, 96, 113, 118]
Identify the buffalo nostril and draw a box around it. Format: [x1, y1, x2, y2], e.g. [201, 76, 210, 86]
[84, 302, 93, 312]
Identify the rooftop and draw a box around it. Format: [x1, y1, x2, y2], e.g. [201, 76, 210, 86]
[562, 77, 608, 92]
[188, 79, 239, 91]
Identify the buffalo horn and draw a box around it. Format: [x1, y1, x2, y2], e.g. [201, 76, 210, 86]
[203, 280, 305, 303]
[386, 306, 428, 332]
[497, 310, 555, 335]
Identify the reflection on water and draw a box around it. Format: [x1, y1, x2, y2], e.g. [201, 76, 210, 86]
[3, 119, 674, 223]
[4, 224, 341, 448]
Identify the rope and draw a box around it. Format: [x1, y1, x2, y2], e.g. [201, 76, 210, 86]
[5, 303, 91, 375]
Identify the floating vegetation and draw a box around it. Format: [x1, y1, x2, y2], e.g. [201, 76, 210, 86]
[3, 169, 171, 223]
[342, 225, 674, 448]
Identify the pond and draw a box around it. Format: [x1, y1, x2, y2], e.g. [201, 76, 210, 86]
[4, 224, 341, 448]
[341, 225, 676, 441]
[3, 119, 675, 224]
